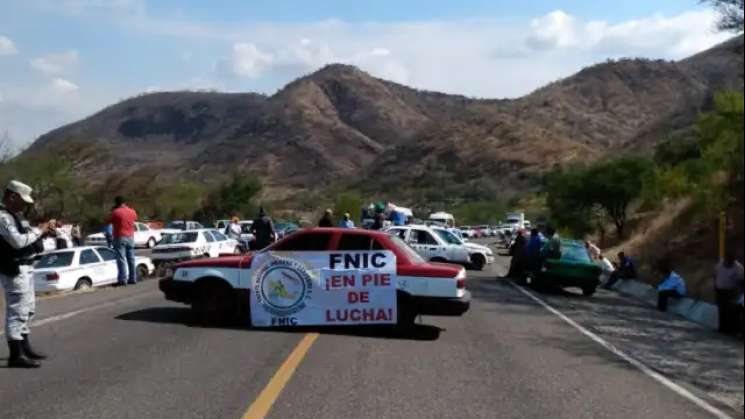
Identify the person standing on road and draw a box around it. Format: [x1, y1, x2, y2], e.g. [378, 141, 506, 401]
[656, 259, 687, 312]
[713, 249, 744, 334]
[71, 223, 82, 247]
[339, 212, 355, 229]
[0, 180, 52, 368]
[109, 196, 138, 286]
[542, 227, 562, 260]
[225, 216, 247, 253]
[318, 209, 334, 228]
[250, 207, 276, 250]
[526, 228, 543, 274]
[508, 229, 527, 280]
[603, 252, 637, 289]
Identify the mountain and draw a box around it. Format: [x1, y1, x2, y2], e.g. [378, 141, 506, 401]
[21, 36, 744, 206]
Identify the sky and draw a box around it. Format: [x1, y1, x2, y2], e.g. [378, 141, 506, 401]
[0, 0, 734, 151]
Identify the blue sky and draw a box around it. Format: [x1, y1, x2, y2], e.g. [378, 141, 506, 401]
[0, 0, 733, 150]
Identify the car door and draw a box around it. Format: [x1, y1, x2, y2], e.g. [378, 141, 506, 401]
[213, 230, 235, 254]
[133, 223, 145, 247]
[408, 229, 439, 260]
[78, 249, 106, 285]
[202, 231, 219, 257]
[94, 247, 119, 284]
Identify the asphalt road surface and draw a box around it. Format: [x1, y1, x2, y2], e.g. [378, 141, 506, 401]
[1, 241, 742, 419]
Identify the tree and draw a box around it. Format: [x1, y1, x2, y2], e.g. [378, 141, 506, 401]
[545, 158, 653, 239]
[702, 0, 744, 33]
[333, 193, 363, 223]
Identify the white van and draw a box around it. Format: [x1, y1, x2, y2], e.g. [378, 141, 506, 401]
[429, 212, 455, 228]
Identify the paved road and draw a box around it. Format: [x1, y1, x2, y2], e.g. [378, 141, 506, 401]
[1, 242, 742, 419]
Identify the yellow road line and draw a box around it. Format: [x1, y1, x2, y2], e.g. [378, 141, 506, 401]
[242, 333, 319, 419]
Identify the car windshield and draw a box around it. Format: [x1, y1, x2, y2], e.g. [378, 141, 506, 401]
[434, 229, 462, 245]
[561, 244, 592, 263]
[160, 232, 198, 244]
[388, 235, 425, 264]
[36, 252, 75, 268]
[165, 221, 186, 230]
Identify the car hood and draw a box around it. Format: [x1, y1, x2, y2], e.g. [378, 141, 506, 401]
[464, 242, 490, 252]
[86, 233, 106, 239]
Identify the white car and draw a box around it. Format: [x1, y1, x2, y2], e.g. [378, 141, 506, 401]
[151, 229, 241, 266]
[459, 226, 476, 239]
[85, 222, 164, 249]
[161, 221, 205, 236]
[433, 227, 494, 270]
[384, 225, 490, 269]
[34, 246, 155, 293]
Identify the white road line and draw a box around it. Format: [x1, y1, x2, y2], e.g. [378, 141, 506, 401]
[0, 291, 157, 338]
[508, 281, 735, 419]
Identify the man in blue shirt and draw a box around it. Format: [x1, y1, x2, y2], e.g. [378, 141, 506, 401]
[339, 213, 355, 229]
[657, 259, 687, 312]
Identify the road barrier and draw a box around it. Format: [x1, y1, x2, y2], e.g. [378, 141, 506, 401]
[611, 279, 719, 330]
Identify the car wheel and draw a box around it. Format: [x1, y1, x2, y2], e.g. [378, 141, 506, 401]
[582, 287, 597, 297]
[74, 278, 92, 291]
[471, 255, 486, 271]
[137, 264, 149, 280]
[147, 237, 156, 249]
[192, 282, 237, 326]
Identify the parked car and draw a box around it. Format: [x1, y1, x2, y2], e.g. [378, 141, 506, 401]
[159, 227, 470, 326]
[161, 221, 205, 235]
[85, 222, 164, 249]
[151, 229, 240, 271]
[34, 246, 155, 293]
[526, 240, 602, 296]
[275, 221, 300, 239]
[459, 226, 476, 239]
[432, 227, 494, 270]
[384, 225, 484, 269]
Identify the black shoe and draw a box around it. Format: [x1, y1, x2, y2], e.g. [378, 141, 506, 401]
[127, 281, 138, 285]
[22, 334, 47, 360]
[7, 340, 41, 368]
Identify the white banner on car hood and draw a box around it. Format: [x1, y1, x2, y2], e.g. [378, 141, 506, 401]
[250, 251, 397, 327]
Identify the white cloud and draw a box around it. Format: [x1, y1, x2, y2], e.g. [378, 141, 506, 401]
[50, 77, 79, 94]
[525, 10, 727, 58]
[218, 43, 274, 79]
[30, 50, 80, 75]
[0, 36, 17, 56]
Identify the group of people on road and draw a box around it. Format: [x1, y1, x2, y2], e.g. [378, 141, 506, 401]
[509, 227, 744, 335]
[507, 227, 562, 280]
[318, 209, 355, 229]
[223, 208, 277, 251]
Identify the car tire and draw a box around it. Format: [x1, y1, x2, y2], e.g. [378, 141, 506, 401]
[192, 282, 237, 326]
[137, 264, 149, 281]
[471, 255, 486, 271]
[582, 287, 597, 297]
[74, 278, 92, 291]
[147, 237, 156, 249]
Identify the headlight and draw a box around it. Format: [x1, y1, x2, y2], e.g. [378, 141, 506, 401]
[486, 249, 493, 256]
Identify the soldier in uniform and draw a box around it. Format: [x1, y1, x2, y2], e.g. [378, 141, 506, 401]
[0, 180, 53, 368]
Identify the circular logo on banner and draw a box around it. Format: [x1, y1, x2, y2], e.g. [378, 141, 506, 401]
[255, 257, 313, 317]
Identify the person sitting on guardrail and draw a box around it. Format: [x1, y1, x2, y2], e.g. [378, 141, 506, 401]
[585, 240, 601, 260]
[603, 252, 637, 289]
[713, 249, 744, 335]
[656, 259, 687, 312]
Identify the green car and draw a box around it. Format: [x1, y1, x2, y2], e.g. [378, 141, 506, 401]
[529, 239, 602, 296]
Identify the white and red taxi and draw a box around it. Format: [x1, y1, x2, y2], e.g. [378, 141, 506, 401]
[159, 228, 471, 326]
